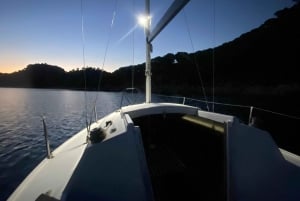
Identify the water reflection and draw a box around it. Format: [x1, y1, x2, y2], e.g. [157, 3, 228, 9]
[0, 88, 123, 201]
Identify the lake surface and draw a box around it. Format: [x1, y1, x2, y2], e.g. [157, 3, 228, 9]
[0, 88, 128, 200]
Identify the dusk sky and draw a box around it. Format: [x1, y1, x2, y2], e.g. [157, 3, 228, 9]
[0, 0, 295, 73]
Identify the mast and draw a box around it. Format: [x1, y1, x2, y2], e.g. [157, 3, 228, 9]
[144, 0, 190, 103]
[145, 0, 151, 103]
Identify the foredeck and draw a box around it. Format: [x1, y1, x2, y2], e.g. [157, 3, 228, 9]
[7, 126, 89, 201]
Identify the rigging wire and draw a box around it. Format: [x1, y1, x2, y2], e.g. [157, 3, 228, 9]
[252, 107, 300, 121]
[155, 94, 300, 121]
[80, 0, 118, 133]
[212, 0, 216, 112]
[88, 0, 119, 127]
[131, 0, 136, 93]
[183, 9, 210, 112]
[80, 0, 90, 133]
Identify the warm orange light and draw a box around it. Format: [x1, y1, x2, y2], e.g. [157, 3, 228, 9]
[0, 66, 22, 73]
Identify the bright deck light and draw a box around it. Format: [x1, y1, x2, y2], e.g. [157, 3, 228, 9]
[137, 14, 151, 28]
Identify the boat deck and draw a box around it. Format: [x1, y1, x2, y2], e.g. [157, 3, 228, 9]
[7, 126, 90, 201]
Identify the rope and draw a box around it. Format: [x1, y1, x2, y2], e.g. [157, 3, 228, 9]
[183, 9, 210, 112]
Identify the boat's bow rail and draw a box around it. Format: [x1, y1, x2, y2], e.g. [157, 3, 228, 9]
[121, 92, 300, 123]
[121, 93, 300, 154]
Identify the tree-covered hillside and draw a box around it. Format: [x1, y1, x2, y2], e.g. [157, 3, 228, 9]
[1, 2, 299, 98]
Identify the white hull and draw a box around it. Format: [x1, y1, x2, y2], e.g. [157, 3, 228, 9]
[8, 103, 300, 201]
[7, 124, 89, 201]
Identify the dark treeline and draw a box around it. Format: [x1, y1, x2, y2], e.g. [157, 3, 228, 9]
[1, 3, 300, 152]
[1, 3, 299, 100]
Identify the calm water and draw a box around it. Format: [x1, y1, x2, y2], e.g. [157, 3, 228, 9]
[0, 88, 126, 200]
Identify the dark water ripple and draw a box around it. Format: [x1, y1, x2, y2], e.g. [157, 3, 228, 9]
[0, 88, 122, 201]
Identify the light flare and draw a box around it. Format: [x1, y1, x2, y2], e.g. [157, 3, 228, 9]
[137, 14, 151, 28]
